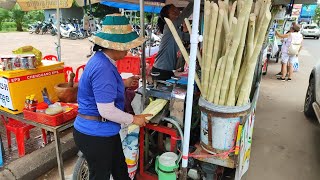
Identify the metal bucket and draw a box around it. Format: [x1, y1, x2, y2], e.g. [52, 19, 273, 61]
[199, 97, 250, 154]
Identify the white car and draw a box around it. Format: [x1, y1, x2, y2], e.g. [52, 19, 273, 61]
[304, 63, 320, 123]
[301, 24, 320, 39]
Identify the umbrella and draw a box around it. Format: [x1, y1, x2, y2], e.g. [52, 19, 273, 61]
[100, 1, 162, 13]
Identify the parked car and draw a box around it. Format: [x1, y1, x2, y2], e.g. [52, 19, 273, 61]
[304, 63, 320, 123]
[301, 24, 320, 39]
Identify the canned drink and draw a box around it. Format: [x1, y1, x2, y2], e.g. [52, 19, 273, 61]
[20, 56, 29, 69]
[27, 55, 36, 69]
[12, 56, 21, 70]
[3, 57, 12, 71]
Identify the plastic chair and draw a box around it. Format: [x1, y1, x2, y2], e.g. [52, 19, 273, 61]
[75, 65, 86, 83]
[1, 116, 47, 157]
[43, 55, 58, 61]
[63, 66, 74, 82]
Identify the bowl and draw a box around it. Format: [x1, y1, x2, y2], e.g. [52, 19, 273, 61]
[54, 83, 78, 103]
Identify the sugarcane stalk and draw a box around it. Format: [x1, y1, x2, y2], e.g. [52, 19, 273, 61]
[208, 9, 225, 91]
[219, 0, 253, 106]
[227, 13, 255, 106]
[202, 0, 211, 90]
[184, 18, 202, 69]
[164, 17, 203, 93]
[218, 17, 239, 105]
[213, 56, 227, 104]
[208, 56, 224, 103]
[254, 0, 261, 16]
[237, 10, 271, 106]
[202, 2, 219, 99]
[229, 1, 237, 28]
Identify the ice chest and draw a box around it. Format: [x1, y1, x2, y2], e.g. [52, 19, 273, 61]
[0, 60, 65, 114]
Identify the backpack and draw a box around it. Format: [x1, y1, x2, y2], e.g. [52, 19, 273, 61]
[288, 32, 303, 56]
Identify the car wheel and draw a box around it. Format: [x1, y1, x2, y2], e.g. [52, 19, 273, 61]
[304, 77, 316, 118]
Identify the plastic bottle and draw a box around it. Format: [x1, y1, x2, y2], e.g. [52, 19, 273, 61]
[25, 96, 30, 110]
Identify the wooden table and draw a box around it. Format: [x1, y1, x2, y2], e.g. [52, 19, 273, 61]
[0, 110, 74, 180]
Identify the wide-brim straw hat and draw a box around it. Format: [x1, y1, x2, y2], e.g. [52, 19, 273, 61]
[91, 14, 145, 51]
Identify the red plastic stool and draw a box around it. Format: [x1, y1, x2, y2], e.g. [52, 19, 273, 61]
[43, 55, 58, 61]
[1, 116, 47, 157]
[137, 124, 180, 180]
[63, 66, 74, 82]
[75, 65, 86, 83]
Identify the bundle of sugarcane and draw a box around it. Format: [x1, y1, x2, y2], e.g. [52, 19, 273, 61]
[164, 0, 271, 106]
[204, 0, 271, 106]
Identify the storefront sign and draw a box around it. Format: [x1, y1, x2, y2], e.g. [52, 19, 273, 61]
[7, 69, 63, 83]
[17, 0, 73, 11]
[0, 77, 14, 110]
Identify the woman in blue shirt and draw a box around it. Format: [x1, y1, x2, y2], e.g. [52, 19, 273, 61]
[73, 14, 151, 180]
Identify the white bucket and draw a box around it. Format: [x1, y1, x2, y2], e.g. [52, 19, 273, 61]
[199, 97, 250, 154]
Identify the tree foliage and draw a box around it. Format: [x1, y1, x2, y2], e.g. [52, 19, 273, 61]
[0, 8, 10, 31]
[313, 5, 320, 26]
[9, 4, 26, 31]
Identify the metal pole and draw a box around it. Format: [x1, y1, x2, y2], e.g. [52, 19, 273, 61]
[180, 0, 201, 179]
[57, 0, 61, 62]
[140, 0, 146, 109]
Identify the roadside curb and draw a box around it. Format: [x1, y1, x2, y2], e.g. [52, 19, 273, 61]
[0, 132, 77, 180]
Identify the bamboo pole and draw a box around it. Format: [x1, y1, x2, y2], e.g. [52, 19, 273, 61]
[227, 13, 255, 106]
[237, 11, 271, 106]
[184, 18, 202, 69]
[207, 9, 225, 100]
[202, 3, 219, 98]
[164, 18, 203, 93]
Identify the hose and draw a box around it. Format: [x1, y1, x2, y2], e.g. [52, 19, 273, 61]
[162, 117, 184, 164]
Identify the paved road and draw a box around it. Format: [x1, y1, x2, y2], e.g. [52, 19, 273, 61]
[246, 38, 320, 180]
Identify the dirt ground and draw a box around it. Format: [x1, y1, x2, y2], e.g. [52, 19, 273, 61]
[1, 32, 320, 180]
[0, 32, 91, 70]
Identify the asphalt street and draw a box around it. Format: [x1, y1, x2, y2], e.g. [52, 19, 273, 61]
[246, 37, 320, 180]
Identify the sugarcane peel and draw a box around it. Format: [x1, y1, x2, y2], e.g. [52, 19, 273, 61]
[164, 17, 203, 93]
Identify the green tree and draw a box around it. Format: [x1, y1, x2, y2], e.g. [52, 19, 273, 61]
[10, 4, 26, 31]
[0, 8, 10, 31]
[313, 5, 320, 26]
[26, 10, 45, 24]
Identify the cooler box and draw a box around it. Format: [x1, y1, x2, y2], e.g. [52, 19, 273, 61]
[0, 60, 65, 114]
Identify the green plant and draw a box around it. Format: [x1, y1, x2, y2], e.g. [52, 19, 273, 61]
[313, 5, 320, 26]
[10, 4, 26, 31]
[0, 8, 10, 31]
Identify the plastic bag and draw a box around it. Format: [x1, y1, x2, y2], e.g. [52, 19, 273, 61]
[12, 46, 42, 66]
[293, 57, 299, 72]
[271, 37, 279, 57]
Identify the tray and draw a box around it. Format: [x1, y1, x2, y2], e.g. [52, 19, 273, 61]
[23, 103, 78, 126]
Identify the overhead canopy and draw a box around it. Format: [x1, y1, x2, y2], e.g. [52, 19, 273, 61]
[272, 0, 317, 5]
[0, 0, 73, 11]
[75, 0, 190, 7]
[0, 0, 16, 9]
[101, 1, 162, 13]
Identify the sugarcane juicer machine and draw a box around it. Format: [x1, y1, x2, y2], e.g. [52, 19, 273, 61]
[135, 72, 188, 180]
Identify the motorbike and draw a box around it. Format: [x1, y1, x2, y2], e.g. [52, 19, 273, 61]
[51, 19, 78, 40]
[28, 21, 42, 34]
[41, 20, 54, 35]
